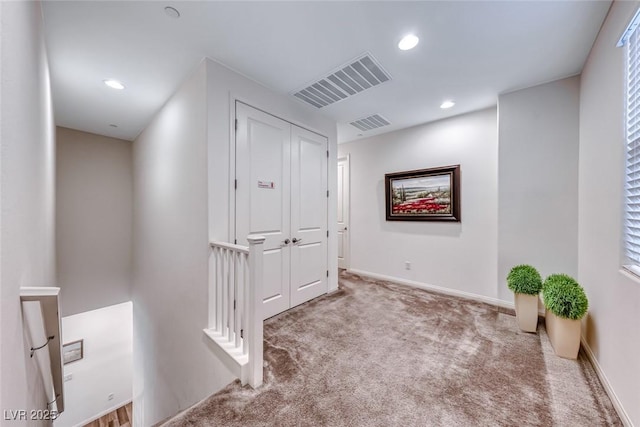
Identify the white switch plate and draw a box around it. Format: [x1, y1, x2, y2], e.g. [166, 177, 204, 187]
[64, 373, 72, 382]
[108, 393, 114, 401]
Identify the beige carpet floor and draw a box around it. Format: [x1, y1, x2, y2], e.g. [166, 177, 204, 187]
[163, 271, 622, 426]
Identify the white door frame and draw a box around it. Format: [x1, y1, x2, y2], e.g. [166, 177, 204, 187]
[232, 99, 330, 317]
[337, 155, 350, 270]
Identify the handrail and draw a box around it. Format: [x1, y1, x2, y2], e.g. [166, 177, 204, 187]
[210, 240, 249, 254]
[21, 287, 64, 413]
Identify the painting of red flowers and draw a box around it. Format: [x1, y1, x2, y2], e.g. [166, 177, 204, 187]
[385, 165, 460, 222]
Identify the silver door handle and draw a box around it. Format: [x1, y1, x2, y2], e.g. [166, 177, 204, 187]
[292, 237, 302, 244]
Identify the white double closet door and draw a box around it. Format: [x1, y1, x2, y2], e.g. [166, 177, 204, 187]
[235, 102, 328, 319]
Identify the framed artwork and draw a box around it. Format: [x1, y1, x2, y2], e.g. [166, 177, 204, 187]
[385, 165, 460, 222]
[62, 339, 83, 365]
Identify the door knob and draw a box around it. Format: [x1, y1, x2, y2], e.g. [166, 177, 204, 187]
[292, 237, 302, 244]
[344, 227, 348, 231]
[283, 238, 290, 245]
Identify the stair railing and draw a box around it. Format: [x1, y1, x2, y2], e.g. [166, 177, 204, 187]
[209, 235, 265, 388]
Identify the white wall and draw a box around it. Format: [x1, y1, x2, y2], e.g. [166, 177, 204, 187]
[56, 127, 132, 316]
[579, 1, 640, 424]
[497, 76, 580, 301]
[338, 108, 500, 301]
[206, 58, 339, 291]
[132, 58, 337, 426]
[132, 61, 235, 426]
[0, 1, 57, 423]
[54, 302, 132, 427]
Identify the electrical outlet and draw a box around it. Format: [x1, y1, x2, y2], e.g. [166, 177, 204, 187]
[405, 261, 411, 270]
[64, 373, 72, 382]
[108, 393, 114, 401]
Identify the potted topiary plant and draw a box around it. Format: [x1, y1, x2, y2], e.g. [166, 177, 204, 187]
[507, 265, 543, 332]
[542, 274, 589, 359]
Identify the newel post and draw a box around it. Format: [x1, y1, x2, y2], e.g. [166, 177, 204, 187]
[246, 234, 265, 388]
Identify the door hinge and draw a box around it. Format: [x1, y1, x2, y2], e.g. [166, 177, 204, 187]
[326, 270, 329, 277]
[234, 179, 237, 190]
[235, 119, 238, 131]
[233, 300, 236, 310]
[327, 230, 329, 237]
[326, 150, 329, 158]
[326, 190, 329, 198]
[234, 239, 237, 244]
[240, 329, 244, 339]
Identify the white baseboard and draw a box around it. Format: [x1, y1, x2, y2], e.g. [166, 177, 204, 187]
[73, 399, 132, 427]
[346, 268, 514, 311]
[580, 338, 634, 427]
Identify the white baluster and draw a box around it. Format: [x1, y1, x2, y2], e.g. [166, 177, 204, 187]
[228, 248, 234, 342]
[222, 248, 228, 337]
[210, 247, 217, 331]
[243, 253, 250, 356]
[216, 248, 224, 334]
[234, 252, 241, 348]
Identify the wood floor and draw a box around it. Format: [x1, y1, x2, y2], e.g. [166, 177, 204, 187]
[84, 402, 132, 427]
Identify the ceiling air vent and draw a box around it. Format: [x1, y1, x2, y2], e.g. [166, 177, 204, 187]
[293, 53, 391, 108]
[350, 114, 391, 132]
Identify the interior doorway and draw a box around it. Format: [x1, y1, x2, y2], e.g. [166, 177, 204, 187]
[337, 156, 350, 270]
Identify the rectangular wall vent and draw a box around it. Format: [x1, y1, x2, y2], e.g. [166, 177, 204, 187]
[293, 53, 391, 109]
[350, 114, 391, 132]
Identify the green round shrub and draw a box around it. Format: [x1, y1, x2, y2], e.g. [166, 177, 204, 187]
[507, 265, 543, 295]
[542, 274, 589, 320]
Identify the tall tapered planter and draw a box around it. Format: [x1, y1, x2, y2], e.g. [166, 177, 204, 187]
[542, 274, 589, 360]
[507, 265, 543, 333]
[545, 311, 581, 359]
[514, 293, 539, 332]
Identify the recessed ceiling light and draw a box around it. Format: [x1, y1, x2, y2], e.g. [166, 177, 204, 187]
[398, 34, 419, 51]
[103, 79, 125, 90]
[164, 6, 180, 18]
[440, 100, 455, 109]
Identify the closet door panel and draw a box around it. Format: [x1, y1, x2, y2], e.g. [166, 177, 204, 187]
[290, 125, 328, 307]
[236, 102, 291, 319]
